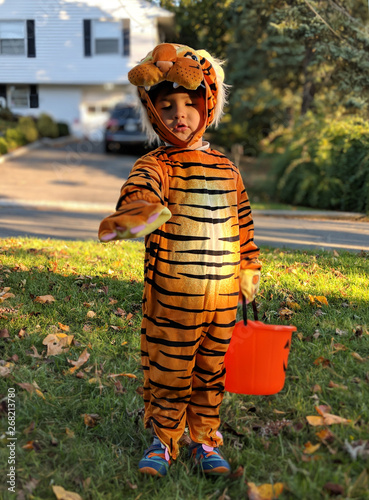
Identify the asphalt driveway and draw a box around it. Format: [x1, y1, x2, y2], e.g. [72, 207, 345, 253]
[0, 138, 368, 252]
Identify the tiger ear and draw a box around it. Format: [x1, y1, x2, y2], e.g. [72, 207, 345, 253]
[196, 49, 225, 83]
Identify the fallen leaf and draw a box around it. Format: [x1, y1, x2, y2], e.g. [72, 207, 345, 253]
[0, 292, 15, 303]
[27, 345, 44, 359]
[23, 421, 36, 435]
[52, 485, 83, 500]
[82, 413, 101, 427]
[43, 333, 74, 356]
[86, 310, 96, 318]
[107, 372, 137, 379]
[316, 429, 335, 443]
[0, 363, 14, 377]
[278, 308, 293, 320]
[17, 381, 45, 399]
[312, 384, 322, 393]
[335, 328, 348, 336]
[65, 428, 75, 438]
[328, 380, 348, 390]
[313, 356, 331, 367]
[303, 441, 321, 454]
[0, 328, 10, 338]
[68, 348, 90, 373]
[34, 295, 56, 304]
[18, 328, 28, 338]
[247, 481, 284, 500]
[58, 322, 70, 332]
[306, 416, 325, 426]
[323, 482, 344, 496]
[352, 352, 366, 362]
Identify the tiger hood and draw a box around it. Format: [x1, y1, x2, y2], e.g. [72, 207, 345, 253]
[128, 43, 226, 148]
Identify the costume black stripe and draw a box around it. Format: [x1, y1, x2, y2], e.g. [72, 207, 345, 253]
[149, 360, 187, 372]
[149, 379, 191, 391]
[153, 253, 239, 268]
[146, 333, 202, 346]
[176, 249, 234, 256]
[160, 350, 196, 361]
[168, 174, 233, 181]
[219, 235, 240, 242]
[154, 229, 210, 242]
[145, 277, 204, 297]
[178, 272, 235, 280]
[148, 263, 180, 280]
[152, 402, 179, 411]
[170, 187, 236, 195]
[173, 203, 235, 211]
[172, 214, 234, 224]
[146, 317, 210, 332]
[157, 299, 237, 314]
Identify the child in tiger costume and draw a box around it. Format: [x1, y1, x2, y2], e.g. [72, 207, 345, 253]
[98, 43, 261, 477]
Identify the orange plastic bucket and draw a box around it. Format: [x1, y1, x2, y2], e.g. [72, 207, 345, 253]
[225, 299, 296, 395]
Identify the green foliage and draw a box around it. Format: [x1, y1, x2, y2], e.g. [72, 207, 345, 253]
[37, 113, 59, 138]
[18, 116, 39, 143]
[5, 127, 27, 150]
[0, 136, 8, 154]
[0, 238, 368, 499]
[0, 107, 17, 122]
[266, 114, 369, 214]
[57, 122, 70, 137]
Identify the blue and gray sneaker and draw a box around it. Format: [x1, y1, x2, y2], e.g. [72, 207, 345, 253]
[139, 439, 171, 477]
[190, 443, 230, 475]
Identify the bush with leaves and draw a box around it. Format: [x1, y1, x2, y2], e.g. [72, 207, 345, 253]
[0, 136, 8, 155]
[5, 127, 27, 151]
[18, 116, 39, 143]
[37, 113, 59, 138]
[265, 113, 369, 214]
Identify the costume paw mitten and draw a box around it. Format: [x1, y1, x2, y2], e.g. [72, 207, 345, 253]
[239, 269, 261, 303]
[98, 200, 171, 241]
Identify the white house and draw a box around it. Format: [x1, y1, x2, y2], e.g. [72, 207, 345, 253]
[0, 0, 174, 137]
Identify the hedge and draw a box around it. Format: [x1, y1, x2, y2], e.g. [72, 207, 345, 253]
[265, 114, 369, 214]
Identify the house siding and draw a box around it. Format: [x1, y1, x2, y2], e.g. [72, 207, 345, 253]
[0, 0, 172, 84]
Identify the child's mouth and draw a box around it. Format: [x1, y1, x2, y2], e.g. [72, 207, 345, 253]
[174, 124, 188, 132]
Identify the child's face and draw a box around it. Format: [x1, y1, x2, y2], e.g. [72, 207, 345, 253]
[154, 87, 204, 148]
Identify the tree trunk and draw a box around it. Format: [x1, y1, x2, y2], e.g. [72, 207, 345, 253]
[301, 45, 316, 115]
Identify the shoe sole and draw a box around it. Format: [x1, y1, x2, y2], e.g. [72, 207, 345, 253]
[203, 466, 230, 475]
[139, 466, 165, 477]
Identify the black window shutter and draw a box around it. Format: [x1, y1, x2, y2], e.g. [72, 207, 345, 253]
[84, 20, 92, 57]
[30, 85, 39, 108]
[0, 85, 6, 100]
[123, 19, 130, 56]
[27, 20, 36, 57]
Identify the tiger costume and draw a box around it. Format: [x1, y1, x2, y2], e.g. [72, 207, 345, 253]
[98, 43, 261, 473]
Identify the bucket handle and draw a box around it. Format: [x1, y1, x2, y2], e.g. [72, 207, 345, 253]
[242, 296, 259, 325]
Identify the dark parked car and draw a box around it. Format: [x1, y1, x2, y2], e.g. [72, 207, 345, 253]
[103, 104, 148, 153]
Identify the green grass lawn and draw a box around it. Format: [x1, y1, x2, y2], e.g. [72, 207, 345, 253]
[0, 238, 368, 500]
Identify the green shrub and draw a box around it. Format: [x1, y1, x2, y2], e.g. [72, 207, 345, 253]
[0, 137, 8, 155]
[57, 122, 70, 137]
[265, 114, 369, 214]
[5, 127, 27, 150]
[36, 113, 59, 138]
[18, 116, 39, 143]
[0, 107, 17, 122]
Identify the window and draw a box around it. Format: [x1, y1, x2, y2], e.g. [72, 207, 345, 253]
[9, 86, 29, 108]
[0, 21, 25, 55]
[94, 20, 120, 55]
[83, 19, 130, 57]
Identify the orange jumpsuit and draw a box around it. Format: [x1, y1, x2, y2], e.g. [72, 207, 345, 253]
[99, 145, 261, 459]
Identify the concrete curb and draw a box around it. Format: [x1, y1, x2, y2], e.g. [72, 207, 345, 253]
[0, 135, 80, 164]
[254, 209, 368, 221]
[0, 199, 113, 214]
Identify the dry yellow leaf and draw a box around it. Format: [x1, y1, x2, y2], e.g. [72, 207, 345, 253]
[107, 372, 137, 379]
[0, 292, 15, 303]
[328, 381, 348, 390]
[43, 333, 74, 356]
[352, 352, 366, 362]
[306, 415, 324, 426]
[0, 362, 14, 377]
[58, 322, 70, 332]
[86, 310, 96, 318]
[68, 348, 90, 373]
[34, 295, 56, 304]
[52, 485, 82, 500]
[315, 296, 329, 306]
[65, 428, 75, 438]
[247, 482, 284, 500]
[303, 441, 321, 454]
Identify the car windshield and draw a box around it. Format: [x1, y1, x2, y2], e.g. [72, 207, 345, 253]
[111, 107, 139, 120]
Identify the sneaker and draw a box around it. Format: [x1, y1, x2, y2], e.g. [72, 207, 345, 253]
[139, 441, 171, 477]
[190, 444, 231, 475]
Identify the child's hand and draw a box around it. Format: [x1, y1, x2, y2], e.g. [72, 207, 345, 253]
[98, 201, 171, 241]
[239, 269, 261, 303]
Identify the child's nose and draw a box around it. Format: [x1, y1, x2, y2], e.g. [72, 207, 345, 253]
[174, 106, 186, 118]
